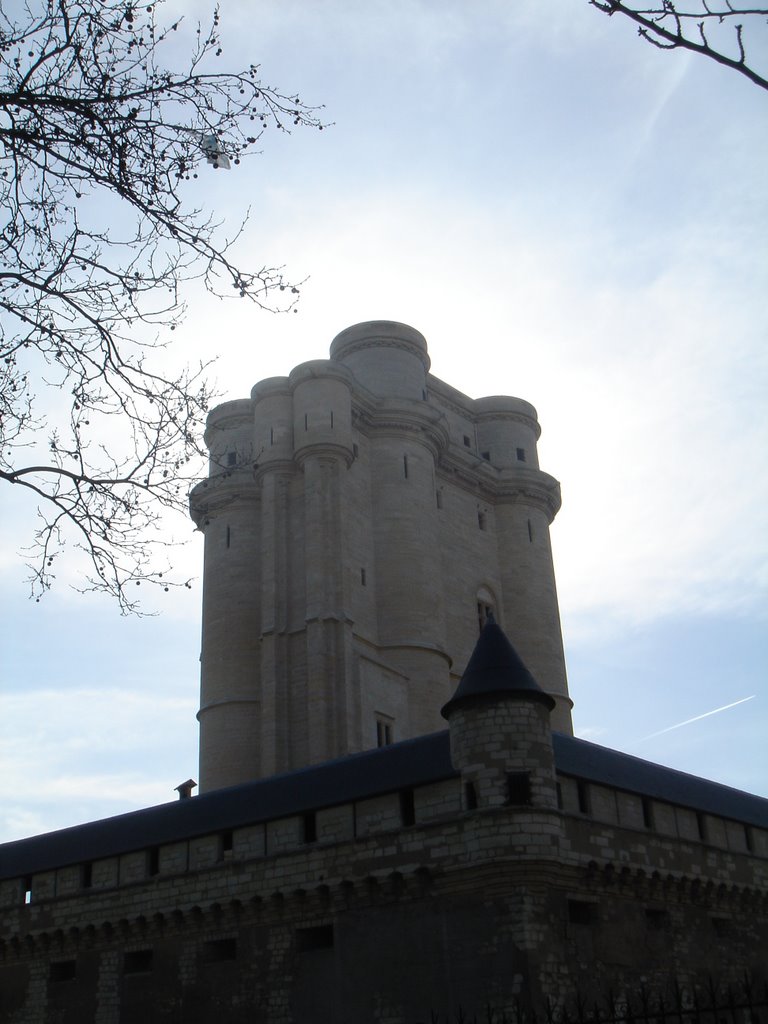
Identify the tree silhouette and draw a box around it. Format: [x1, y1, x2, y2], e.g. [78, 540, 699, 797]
[0, 0, 322, 610]
[590, 1, 768, 91]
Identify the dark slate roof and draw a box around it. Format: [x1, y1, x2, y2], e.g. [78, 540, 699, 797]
[0, 731, 455, 880]
[441, 621, 556, 718]
[1, 730, 766, 881]
[552, 732, 768, 829]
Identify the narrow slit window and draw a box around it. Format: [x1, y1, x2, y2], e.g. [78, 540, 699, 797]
[400, 788, 416, 827]
[270, 427, 274, 445]
[403, 454, 409, 479]
[527, 518, 534, 543]
[696, 812, 708, 841]
[478, 511, 486, 531]
[226, 525, 231, 549]
[330, 410, 334, 428]
[464, 781, 478, 811]
[303, 812, 317, 844]
[642, 797, 653, 829]
[376, 716, 393, 747]
[81, 862, 92, 889]
[220, 829, 233, 857]
[577, 780, 590, 814]
[436, 490, 443, 510]
[23, 877, 32, 904]
[463, 435, 471, 447]
[148, 847, 160, 877]
[360, 567, 366, 586]
[304, 413, 308, 431]
[353, 443, 359, 458]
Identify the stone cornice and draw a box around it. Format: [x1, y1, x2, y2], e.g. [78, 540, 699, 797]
[353, 400, 450, 456]
[436, 455, 561, 520]
[293, 442, 355, 469]
[188, 473, 261, 526]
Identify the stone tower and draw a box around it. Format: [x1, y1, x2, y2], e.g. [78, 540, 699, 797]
[189, 321, 572, 792]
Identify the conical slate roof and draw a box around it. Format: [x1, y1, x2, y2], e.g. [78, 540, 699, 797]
[441, 620, 556, 719]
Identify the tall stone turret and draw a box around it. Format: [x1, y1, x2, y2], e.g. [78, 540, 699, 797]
[190, 321, 572, 792]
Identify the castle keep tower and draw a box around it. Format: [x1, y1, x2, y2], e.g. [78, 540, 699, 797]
[190, 321, 572, 791]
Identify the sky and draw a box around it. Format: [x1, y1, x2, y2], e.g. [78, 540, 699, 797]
[1, 0, 766, 843]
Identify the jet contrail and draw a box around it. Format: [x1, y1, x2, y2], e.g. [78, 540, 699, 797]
[640, 695, 756, 742]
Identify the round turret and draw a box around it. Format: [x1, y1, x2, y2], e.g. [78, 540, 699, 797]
[474, 396, 541, 470]
[330, 321, 430, 400]
[289, 360, 354, 465]
[251, 377, 293, 468]
[203, 399, 255, 476]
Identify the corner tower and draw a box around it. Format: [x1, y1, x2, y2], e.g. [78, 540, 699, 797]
[190, 321, 572, 792]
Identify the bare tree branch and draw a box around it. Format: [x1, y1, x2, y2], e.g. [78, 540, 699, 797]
[590, 1, 768, 90]
[0, 0, 324, 611]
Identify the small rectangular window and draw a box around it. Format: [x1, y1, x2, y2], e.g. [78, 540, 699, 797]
[556, 783, 563, 809]
[81, 862, 92, 889]
[23, 877, 32, 904]
[436, 489, 443, 509]
[50, 961, 77, 983]
[506, 771, 532, 806]
[645, 908, 669, 930]
[696, 811, 708, 841]
[568, 900, 597, 926]
[463, 435, 471, 447]
[202, 938, 237, 963]
[400, 788, 416, 827]
[464, 781, 478, 811]
[745, 825, 754, 852]
[516, 447, 526, 462]
[360, 567, 366, 586]
[353, 443, 359, 458]
[481, 451, 490, 461]
[296, 924, 334, 952]
[123, 950, 154, 974]
[303, 812, 317, 844]
[227, 451, 237, 467]
[478, 511, 486, 530]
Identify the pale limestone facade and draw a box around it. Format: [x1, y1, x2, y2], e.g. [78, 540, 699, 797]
[190, 321, 572, 792]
